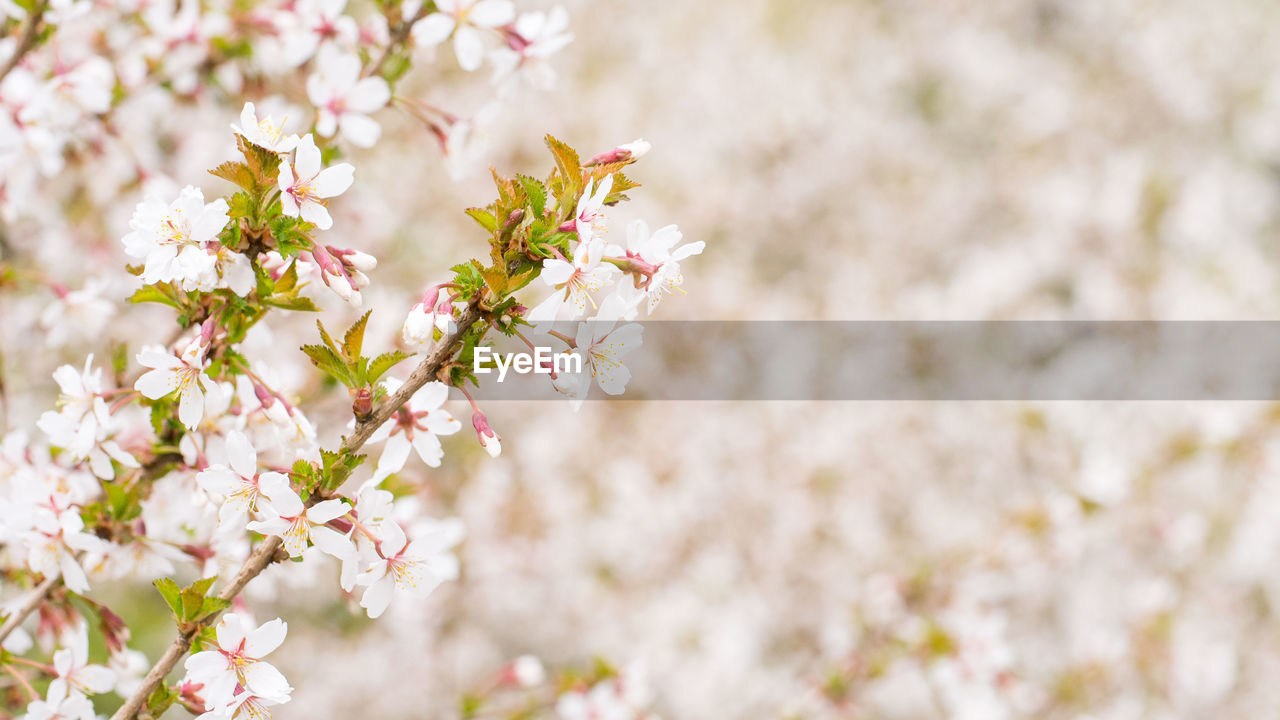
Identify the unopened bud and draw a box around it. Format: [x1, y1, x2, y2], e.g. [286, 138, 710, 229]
[352, 387, 374, 420]
[472, 411, 502, 458]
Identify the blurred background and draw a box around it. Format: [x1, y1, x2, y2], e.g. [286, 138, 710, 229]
[10, 0, 1280, 717]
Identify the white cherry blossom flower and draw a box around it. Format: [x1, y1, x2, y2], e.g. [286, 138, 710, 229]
[278, 134, 354, 231]
[489, 6, 573, 89]
[197, 690, 284, 720]
[552, 294, 643, 403]
[196, 431, 292, 527]
[19, 682, 95, 720]
[39, 278, 113, 347]
[134, 338, 213, 431]
[527, 237, 619, 323]
[573, 174, 612, 241]
[121, 186, 229, 287]
[183, 614, 292, 708]
[306, 45, 390, 148]
[612, 219, 704, 316]
[366, 380, 461, 481]
[245, 486, 351, 558]
[50, 623, 117, 699]
[411, 0, 514, 72]
[24, 509, 108, 594]
[355, 517, 463, 618]
[37, 355, 138, 479]
[231, 101, 299, 153]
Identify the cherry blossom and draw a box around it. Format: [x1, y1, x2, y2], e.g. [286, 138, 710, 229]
[355, 517, 463, 618]
[411, 0, 515, 72]
[278, 134, 354, 231]
[305, 45, 390, 148]
[50, 623, 117, 699]
[245, 485, 351, 558]
[24, 509, 109, 594]
[134, 338, 214, 431]
[121, 186, 230, 287]
[196, 430, 292, 528]
[19, 683, 95, 720]
[573, 174, 612, 241]
[612, 219, 704, 316]
[490, 6, 573, 89]
[183, 614, 292, 709]
[231, 101, 299, 153]
[37, 355, 138, 479]
[366, 380, 461, 481]
[527, 237, 619, 322]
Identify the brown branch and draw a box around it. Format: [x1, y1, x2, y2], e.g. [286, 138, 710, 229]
[365, 0, 435, 79]
[0, 0, 50, 84]
[0, 573, 58, 646]
[109, 303, 483, 720]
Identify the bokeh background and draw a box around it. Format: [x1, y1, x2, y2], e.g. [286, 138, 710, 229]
[9, 0, 1280, 717]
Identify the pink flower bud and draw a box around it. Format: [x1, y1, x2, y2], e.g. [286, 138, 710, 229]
[472, 411, 502, 458]
[586, 138, 651, 166]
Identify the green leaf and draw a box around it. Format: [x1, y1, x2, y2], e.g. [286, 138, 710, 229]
[343, 310, 371, 362]
[127, 285, 180, 309]
[229, 192, 254, 221]
[319, 450, 365, 493]
[154, 578, 183, 620]
[180, 577, 216, 622]
[517, 174, 548, 217]
[316, 320, 340, 354]
[193, 596, 231, 623]
[145, 683, 178, 717]
[274, 258, 299, 293]
[209, 161, 256, 191]
[545, 135, 582, 192]
[465, 207, 499, 233]
[368, 351, 413, 383]
[301, 344, 353, 387]
[262, 294, 320, 312]
[238, 135, 282, 186]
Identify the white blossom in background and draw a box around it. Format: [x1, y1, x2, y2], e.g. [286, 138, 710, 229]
[306, 45, 390, 148]
[490, 6, 573, 89]
[410, 0, 514, 72]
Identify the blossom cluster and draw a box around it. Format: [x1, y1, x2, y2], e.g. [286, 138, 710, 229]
[0, 0, 706, 718]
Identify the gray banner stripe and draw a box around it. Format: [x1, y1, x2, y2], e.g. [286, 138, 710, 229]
[469, 322, 1280, 400]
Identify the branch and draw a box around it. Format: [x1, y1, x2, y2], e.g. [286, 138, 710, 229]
[0, 0, 50, 84]
[365, 0, 435, 79]
[109, 303, 483, 720]
[0, 573, 58, 646]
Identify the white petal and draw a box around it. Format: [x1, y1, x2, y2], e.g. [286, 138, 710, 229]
[411, 13, 456, 45]
[468, 0, 514, 27]
[338, 112, 381, 148]
[295, 134, 322, 181]
[244, 618, 287, 658]
[345, 77, 390, 113]
[311, 163, 354, 198]
[453, 26, 485, 71]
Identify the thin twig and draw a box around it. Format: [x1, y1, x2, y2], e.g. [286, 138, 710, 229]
[365, 0, 435, 78]
[0, 573, 59, 646]
[0, 0, 50, 84]
[109, 304, 482, 720]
